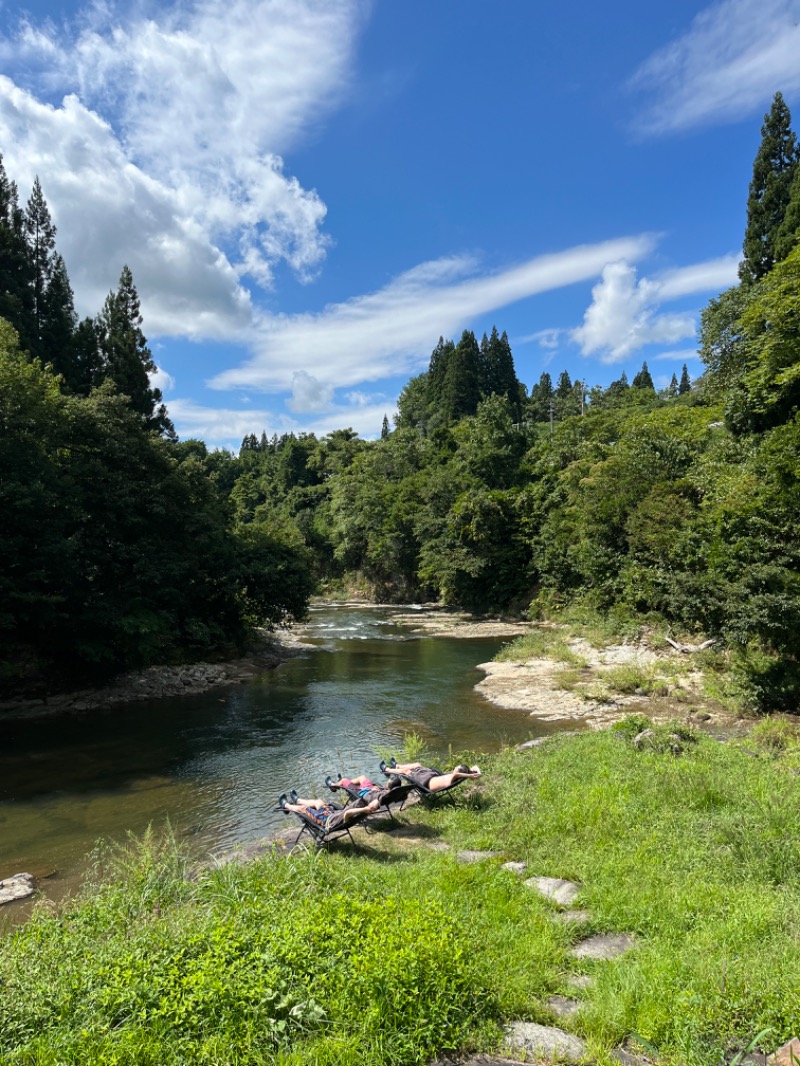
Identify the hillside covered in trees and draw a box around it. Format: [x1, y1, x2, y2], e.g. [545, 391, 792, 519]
[3, 92, 800, 710]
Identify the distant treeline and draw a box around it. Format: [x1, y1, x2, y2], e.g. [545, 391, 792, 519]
[3, 91, 800, 709]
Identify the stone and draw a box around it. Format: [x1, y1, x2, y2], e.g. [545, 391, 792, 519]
[566, 974, 593, 990]
[769, 1038, 800, 1066]
[553, 909, 591, 924]
[524, 875, 580, 906]
[633, 729, 655, 748]
[457, 849, 503, 864]
[516, 737, 548, 750]
[571, 932, 636, 960]
[612, 1049, 654, 1066]
[0, 873, 36, 905]
[504, 1021, 587, 1063]
[692, 712, 711, 722]
[501, 861, 528, 875]
[547, 994, 581, 1019]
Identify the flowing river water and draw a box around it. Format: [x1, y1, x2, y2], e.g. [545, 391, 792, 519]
[0, 606, 548, 920]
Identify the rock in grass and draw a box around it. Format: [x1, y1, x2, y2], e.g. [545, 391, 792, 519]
[504, 1022, 587, 1062]
[457, 849, 503, 864]
[769, 1038, 800, 1066]
[524, 875, 580, 906]
[501, 860, 528, 875]
[0, 873, 35, 905]
[547, 994, 581, 1018]
[571, 932, 636, 960]
[553, 909, 591, 924]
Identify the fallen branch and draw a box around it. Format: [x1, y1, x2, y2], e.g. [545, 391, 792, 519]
[664, 637, 715, 654]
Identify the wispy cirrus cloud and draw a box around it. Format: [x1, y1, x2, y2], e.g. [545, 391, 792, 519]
[630, 0, 800, 134]
[0, 0, 364, 324]
[209, 236, 656, 392]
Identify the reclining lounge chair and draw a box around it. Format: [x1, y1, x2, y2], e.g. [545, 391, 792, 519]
[326, 776, 414, 824]
[279, 799, 376, 850]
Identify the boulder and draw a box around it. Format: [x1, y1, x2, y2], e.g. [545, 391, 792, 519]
[769, 1038, 800, 1066]
[504, 1022, 587, 1063]
[0, 873, 35, 905]
[571, 932, 636, 960]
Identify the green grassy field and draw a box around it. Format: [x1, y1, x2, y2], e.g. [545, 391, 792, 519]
[2, 721, 799, 1065]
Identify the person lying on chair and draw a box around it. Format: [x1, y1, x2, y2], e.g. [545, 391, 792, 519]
[379, 760, 481, 792]
[279, 792, 380, 829]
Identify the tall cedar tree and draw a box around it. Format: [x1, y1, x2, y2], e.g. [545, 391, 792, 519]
[740, 92, 799, 284]
[25, 178, 57, 353]
[528, 371, 554, 422]
[438, 330, 482, 423]
[775, 163, 800, 261]
[632, 361, 655, 390]
[678, 364, 691, 394]
[97, 265, 175, 437]
[481, 326, 522, 419]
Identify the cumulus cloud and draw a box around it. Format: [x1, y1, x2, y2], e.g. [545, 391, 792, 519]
[630, 0, 800, 134]
[572, 262, 696, 362]
[209, 235, 656, 392]
[287, 371, 335, 413]
[0, 0, 362, 324]
[150, 364, 176, 395]
[572, 254, 738, 363]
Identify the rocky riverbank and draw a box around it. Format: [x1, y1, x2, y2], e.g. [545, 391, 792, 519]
[0, 628, 314, 721]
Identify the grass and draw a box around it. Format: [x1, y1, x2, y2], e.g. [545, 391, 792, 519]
[2, 726, 800, 1065]
[496, 627, 588, 667]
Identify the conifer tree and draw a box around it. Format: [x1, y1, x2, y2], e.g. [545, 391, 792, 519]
[632, 361, 655, 390]
[40, 254, 77, 382]
[483, 326, 521, 418]
[97, 265, 174, 436]
[556, 370, 572, 398]
[69, 317, 104, 396]
[740, 92, 799, 284]
[439, 330, 481, 422]
[678, 364, 691, 394]
[381, 414, 390, 439]
[25, 177, 57, 352]
[528, 371, 554, 422]
[668, 373, 679, 398]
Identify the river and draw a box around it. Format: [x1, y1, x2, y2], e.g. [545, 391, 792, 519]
[0, 605, 546, 918]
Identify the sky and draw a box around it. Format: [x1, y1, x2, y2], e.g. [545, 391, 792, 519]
[1, 0, 799, 449]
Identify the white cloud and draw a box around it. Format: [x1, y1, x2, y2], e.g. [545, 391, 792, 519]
[167, 395, 395, 449]
[516, 327, 565, 350]
[0, 0, 362, 324]
[571, 254, 738, 363]
[287, 371, 335, 413]
[150, 364, 176, 394]
[631, 0, 800, 134]
[655, 255, 740, 299]
[209, 235, 656, 392]
[572, 261, 696, 362]
[653, 349, 703, 362]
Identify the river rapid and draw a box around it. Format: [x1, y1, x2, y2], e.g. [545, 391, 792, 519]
[0, 605, 547, 918]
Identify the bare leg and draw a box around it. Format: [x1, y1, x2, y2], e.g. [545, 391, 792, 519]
[426, 767, 481, 792]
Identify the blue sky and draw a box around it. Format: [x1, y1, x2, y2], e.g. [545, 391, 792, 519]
[1, 0, 798, 448]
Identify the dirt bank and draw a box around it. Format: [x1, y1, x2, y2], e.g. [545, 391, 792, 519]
[0, 628, 314, 722]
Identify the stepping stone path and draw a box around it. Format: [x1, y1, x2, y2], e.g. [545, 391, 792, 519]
[504, 1022, 587, 1063]
[0, 873, 35, 905]
[571, 932, 636, 960]
[457, 849, 503, 864]
[554, 909, 590, 924]
[501, 860, 528, 875]
[547, 994, 581, 1019]
[524, 875, 580, 906]
[566, 973, 593, 990]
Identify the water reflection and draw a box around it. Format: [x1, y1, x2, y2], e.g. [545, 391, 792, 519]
[0, 606, 544, 907]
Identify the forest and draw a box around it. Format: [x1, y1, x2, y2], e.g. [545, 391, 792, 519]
[2, 91, 800, 710]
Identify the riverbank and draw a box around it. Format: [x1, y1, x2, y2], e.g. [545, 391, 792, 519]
[0, 628, 314, 721]
[2, 722, 798, 1065]
[475, 619, 743, 733]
